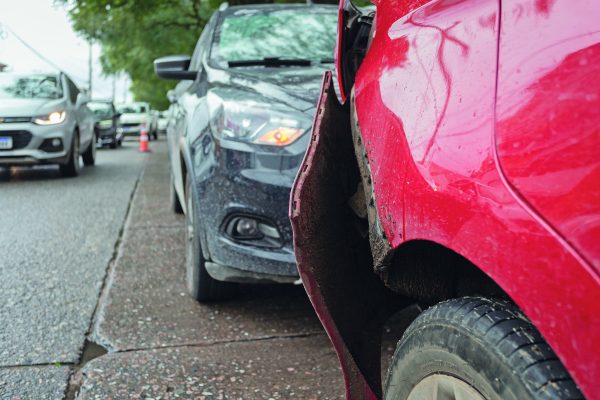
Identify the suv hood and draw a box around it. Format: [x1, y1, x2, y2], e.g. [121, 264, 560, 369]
[206, 65, 329, 113]
[0, 98, 65, 117]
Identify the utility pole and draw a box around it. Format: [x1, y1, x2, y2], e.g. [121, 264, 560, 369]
[88, 41, 93, 98]
[112, 74, 116, 102]
[123, 75, 128, 103]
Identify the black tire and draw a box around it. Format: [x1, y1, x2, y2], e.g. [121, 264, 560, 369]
[170, 173, 184, 214]
[82, 135, 96, 166]
[59, 133, 80, 177]
[153, 130, 158, 140]
[109, 140, 117, 149]
[385, 297, 582, 400]
[185, 174, 236, 302]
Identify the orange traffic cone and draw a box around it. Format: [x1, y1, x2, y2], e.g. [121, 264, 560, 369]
[139, 125, 150, 153]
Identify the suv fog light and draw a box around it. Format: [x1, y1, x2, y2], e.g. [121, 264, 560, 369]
[224, 215, 282, 248]
[235, 218, 259, 237]
[39, 138, 64, 152]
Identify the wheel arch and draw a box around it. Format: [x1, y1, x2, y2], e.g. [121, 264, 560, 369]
[73, 126, 80, 151]
[383, 239, 505, 305]
[178, 140, 190, 215]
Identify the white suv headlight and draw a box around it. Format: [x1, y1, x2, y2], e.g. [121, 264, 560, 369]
[34, 111, 66, 125]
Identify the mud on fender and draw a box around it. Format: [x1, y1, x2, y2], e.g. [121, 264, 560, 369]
[289, 72, 405, 399]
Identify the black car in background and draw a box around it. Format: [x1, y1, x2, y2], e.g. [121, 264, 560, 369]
[155, 3, 337, 301]
[88, 100, 123, 149]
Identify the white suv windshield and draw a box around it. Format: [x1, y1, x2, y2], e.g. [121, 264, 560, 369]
[0, 74, 63, 100]
[117, 104, 147, 114]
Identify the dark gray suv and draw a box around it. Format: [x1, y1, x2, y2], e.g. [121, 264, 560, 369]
[155, 3, 337, 301]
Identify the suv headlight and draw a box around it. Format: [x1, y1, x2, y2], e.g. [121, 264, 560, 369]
[34, 111, 66, 125]
[208, 92, 310, 147]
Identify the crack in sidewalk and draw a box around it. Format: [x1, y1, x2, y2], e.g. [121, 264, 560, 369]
[113, 330, 326, 354]
[65, 331, 327, 399]
[0, 362, 75, 370]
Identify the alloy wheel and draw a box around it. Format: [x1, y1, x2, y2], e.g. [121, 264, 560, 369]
[407, 374, 486, 400]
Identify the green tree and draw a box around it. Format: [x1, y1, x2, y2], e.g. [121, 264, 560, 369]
[62, 0, 219, 109]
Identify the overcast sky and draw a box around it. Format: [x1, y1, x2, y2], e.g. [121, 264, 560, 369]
[0, 0, 131, 102]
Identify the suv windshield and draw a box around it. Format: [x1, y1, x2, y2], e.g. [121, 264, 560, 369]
[117, 104, 147, 114]
[88, 102, 113, 119]
[212, 8, 337, 67]
[0, 74, 63, 100]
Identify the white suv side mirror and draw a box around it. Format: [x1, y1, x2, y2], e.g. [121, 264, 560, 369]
[76, 93, 90, 107]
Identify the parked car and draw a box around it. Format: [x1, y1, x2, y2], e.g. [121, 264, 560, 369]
[290, 0, 600, 399]
[88, 100, 123, 149]
[157, 110, 168, 135]
[154, 3, 338, 301]
[116, 101, 157, 140]
[0, 72, 96, 176]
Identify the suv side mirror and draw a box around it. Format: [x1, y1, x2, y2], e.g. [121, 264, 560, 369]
[76, 93, 90, 107]
[154, 55, 197, 80]
[114, 112, 122, 119]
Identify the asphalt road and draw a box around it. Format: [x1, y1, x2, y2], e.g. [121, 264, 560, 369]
[0, 141, 145, 398]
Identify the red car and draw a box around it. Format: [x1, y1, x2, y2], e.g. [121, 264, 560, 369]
[290, 0, 599, 399]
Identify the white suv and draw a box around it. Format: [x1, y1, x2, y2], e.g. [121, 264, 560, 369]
[116, 102, 158, 140]
[0, 72, 96, 176]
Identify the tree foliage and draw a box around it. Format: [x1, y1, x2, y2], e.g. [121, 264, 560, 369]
[62, 0, 362, 109]
[62, 0, 220, 109]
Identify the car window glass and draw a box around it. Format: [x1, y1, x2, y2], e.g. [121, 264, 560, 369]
[88, 102, 113, 119]
[0, 74, 63, 99]
[66, 78, 80, 104]
[211, 9, 337, 66]
[117, 104, 148, 114]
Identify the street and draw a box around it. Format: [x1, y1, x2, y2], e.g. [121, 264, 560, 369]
[0, 139, 354, 399]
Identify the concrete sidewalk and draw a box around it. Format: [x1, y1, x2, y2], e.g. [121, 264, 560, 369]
[72, 141, 345, 399]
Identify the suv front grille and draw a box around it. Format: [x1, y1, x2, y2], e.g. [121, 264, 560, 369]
[0, 131, 33, 150]
[0, 117, 32, 123]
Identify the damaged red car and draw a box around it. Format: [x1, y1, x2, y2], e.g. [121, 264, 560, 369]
[290, 0, 600, 399]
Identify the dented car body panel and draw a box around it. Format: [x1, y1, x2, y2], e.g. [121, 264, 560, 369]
[290, 0, 600, 398]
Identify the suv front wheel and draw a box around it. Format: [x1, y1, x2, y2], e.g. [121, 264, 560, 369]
[82, 135, 96, 166]
[184, 174, 236, 302]
[59, 133, 80, 177]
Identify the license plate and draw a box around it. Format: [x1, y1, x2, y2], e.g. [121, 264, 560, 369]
[0, 137, 13, 149]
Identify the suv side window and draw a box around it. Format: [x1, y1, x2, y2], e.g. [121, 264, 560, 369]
[189, 15, 216, 72]
[66, 77, 80, 104]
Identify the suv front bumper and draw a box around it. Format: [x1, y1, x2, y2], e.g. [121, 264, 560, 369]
[191, 133, 310, 283]
[0, 122, 72, 166]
